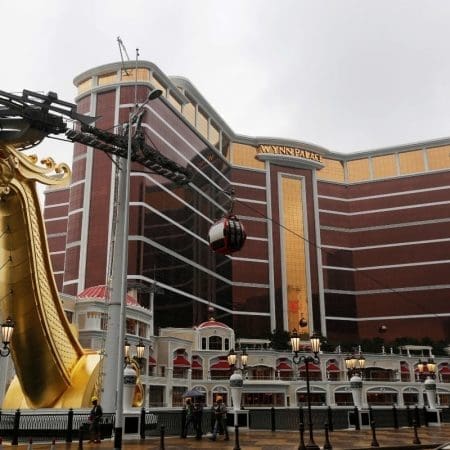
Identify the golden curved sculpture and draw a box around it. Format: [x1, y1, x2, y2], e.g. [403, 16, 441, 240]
[0, 143, 101, 408]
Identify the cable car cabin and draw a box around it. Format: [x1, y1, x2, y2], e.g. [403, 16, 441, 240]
[208, 216, 246, 255]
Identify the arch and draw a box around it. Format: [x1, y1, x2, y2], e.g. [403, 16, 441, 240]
[334, 385, 353, 406]
[212, 385, 229, 405]
[367, 386, 399, 406]
[296, 385, 327, 406]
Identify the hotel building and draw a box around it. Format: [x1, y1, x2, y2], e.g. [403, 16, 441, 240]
[43, 61, 450, 345]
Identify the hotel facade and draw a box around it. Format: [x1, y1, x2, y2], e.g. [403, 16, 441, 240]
[44, 61, 450, 345]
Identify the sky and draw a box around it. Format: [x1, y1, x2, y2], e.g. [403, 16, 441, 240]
[3, 0, 450, 167]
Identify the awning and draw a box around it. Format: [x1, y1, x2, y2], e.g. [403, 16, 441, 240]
[327, 363, 340, 372]
[173, 355, 190, 367]
[440, 366, 450, 374]
[401, 364, 410, 373]
[191, 360, 202, 369]
[148, 356, 156, 366]
[276, 362, 293, 371]
[299, 363, 321, 372]
[210, 360, 231, 370]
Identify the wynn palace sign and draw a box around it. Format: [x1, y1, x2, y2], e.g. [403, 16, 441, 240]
[257, 144, 322, 163]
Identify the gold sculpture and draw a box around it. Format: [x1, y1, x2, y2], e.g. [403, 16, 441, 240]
[0, 143, 101, 408]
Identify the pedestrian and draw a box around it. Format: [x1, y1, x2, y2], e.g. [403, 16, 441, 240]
[193, 399, 204, 440]
[182, 398, 195, 438]
[209, 396, 229, 441]
[88, 396, 103, 443]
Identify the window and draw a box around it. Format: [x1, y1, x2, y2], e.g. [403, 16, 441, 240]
[209, 336, 222, 350]
[202, 337, 207, 350]
[243, 392, 284, 407]
[126, 319, 137, 334]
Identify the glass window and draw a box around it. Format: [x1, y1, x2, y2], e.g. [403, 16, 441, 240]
[347, 159, 370, 182]
[231, 143, 265, 170]
[126, 318, 137, 334]
[335, 392, 353, 406]
[243, 392, 284, 407]
[209, 336, 222, 350]
[367, 392, 398, 406]
[172, 386, 185, 407]
[317, 158, 345, 182]
[399, 150, 425, 175]
[372, 154, 397, 179]
[139, 322, 147, 338]
[403, 393, 419, 406]
[202, 337, 207, 350]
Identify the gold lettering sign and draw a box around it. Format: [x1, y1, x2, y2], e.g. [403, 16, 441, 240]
[257, 145, 322, 163]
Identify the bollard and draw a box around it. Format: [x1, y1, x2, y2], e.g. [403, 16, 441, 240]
[368, 406, 374, 422]
[298, 422, 306, 450]
[12, 409, 20, 446]
[392, 404, 399, 429]
[234, 424, 241, 450]
[271, 407, 276, 432]
[78, 428, 83, 450]
[180, 407, 187, 438]
[353, 406, 360, 431]
[298, 405, 304, 425]
[370, 420, 379, 447]
[140, 407, 146, 440]
[66, 408, 74, 443]
[422, 406, 428, 427]
[327, 406, 334, 432]
[406, 405, 412, 427]
[412, 419, 421, 445]
[414, 406, 421, 427]
[323, 422, 333, 450]
[159, 425, 165, 450]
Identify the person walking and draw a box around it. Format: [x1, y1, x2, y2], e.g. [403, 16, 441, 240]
[209, 396, 229, 441]
[193, 399, 204, 440]
[88, 396, 103, 443]
[182, 398, 195, 438]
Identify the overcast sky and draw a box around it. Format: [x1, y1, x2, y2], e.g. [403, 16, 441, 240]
[3, 0, 450, 164]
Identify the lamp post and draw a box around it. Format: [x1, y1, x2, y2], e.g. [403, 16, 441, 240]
[291, 330, 321, 450]
[227, 348, 248, 450]
[418, 358, 437, 409]
[101, 87, 162, 450]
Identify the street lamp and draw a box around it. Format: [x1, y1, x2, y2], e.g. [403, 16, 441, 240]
[291, 329, 321, 450]
[418, 358, 437, 410]
[103, 87, 162, 450]
[227, 348, 248, 450]
[345, 352, 366, 379]
[0, 317, 14, 357]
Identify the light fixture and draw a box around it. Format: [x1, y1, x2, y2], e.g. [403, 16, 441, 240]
[290, 330, 321, 450]
[0, 317, 14, 357]
[124, 339, 131, 361]
[227, 349, 237, 367]
[136, 339, 145, 360]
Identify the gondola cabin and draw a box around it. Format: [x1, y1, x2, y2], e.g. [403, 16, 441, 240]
[208, 215, 246, 255]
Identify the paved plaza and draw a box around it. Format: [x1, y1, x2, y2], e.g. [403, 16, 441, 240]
[12, 425, 450, 450]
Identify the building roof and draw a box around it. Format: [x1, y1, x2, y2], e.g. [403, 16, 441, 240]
[197, 317, 230, 329]
[78, 285, 140, 307]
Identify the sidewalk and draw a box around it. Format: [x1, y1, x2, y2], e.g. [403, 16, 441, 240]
[10, 425, 450, 450]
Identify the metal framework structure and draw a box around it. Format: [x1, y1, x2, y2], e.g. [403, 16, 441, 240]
[0, 89, 192, 184]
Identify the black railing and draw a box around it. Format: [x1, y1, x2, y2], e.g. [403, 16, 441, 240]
[1, 405, 450, 442]
[0, 409, 115, 444]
